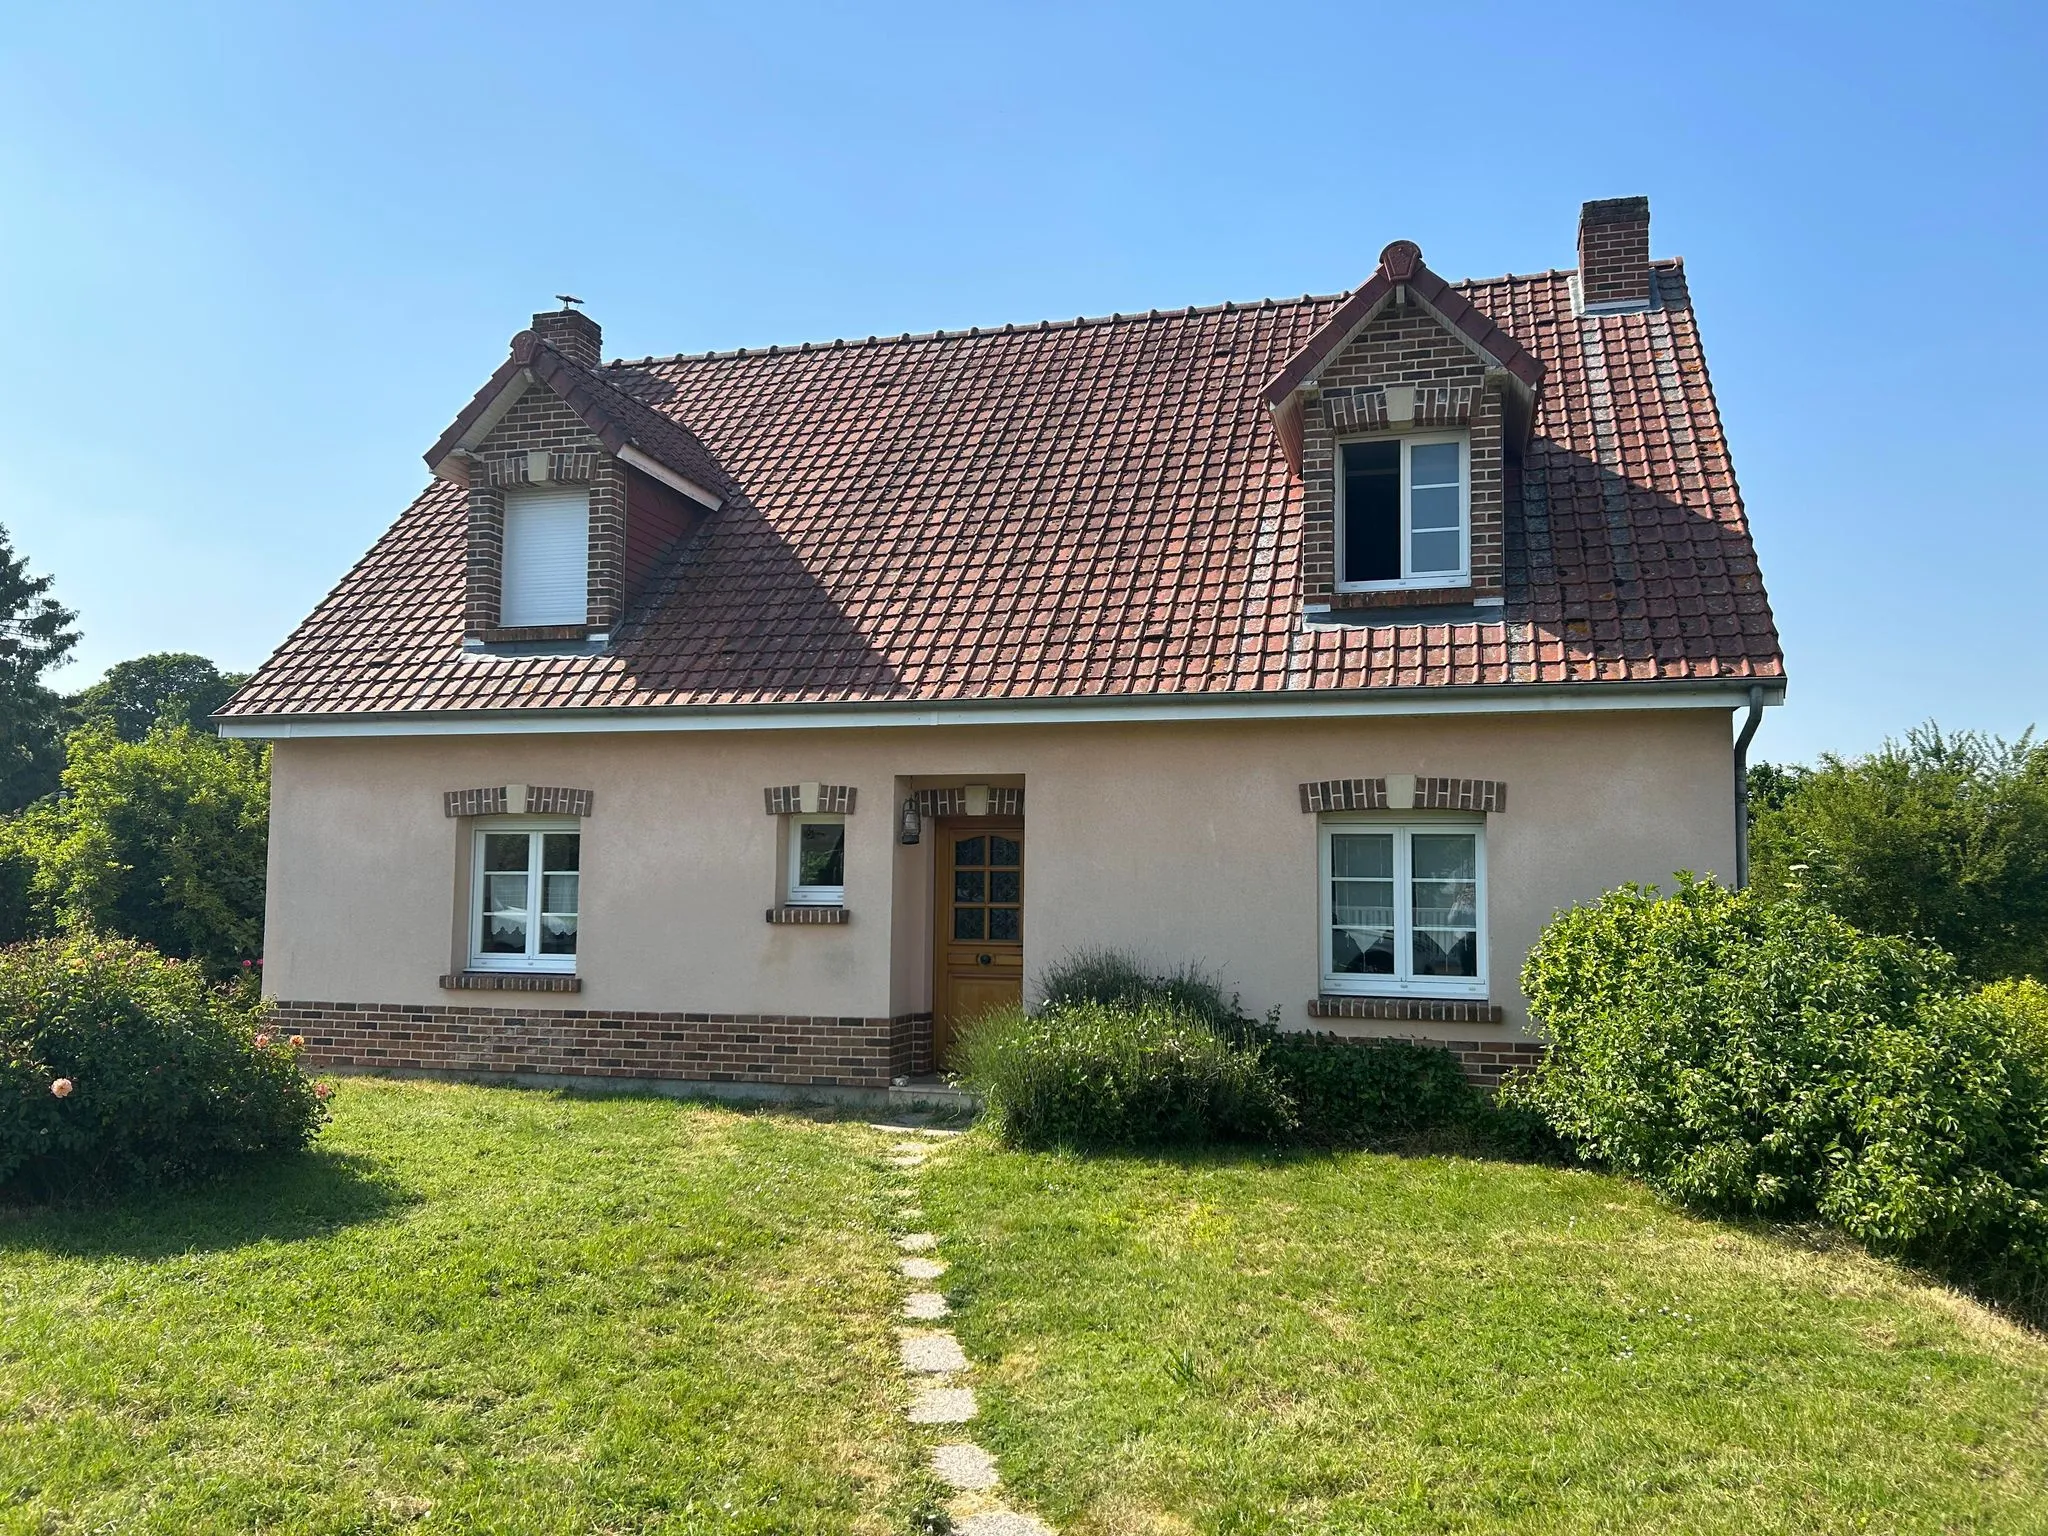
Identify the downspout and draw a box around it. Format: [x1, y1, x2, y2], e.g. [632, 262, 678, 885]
[1732, 684, 1766, 888]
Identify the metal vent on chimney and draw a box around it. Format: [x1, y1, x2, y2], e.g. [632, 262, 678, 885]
[1571, 196, 1659, 317]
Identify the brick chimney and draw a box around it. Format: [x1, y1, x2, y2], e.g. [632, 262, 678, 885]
[531, 305, 602, 370]
[1577, 197, 1651, 309]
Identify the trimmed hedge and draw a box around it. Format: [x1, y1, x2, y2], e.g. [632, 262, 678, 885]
[949, 999, 1296, 1150]
[958, 951, 1491, 1150]
[1512, 876, 2048, 1270]
[1, 933, 328, 1201]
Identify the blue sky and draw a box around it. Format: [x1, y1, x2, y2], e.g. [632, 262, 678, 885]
[1, 1, 2041, 765]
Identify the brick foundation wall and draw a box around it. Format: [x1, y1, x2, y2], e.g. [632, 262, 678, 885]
[270, 999, 933, 1092]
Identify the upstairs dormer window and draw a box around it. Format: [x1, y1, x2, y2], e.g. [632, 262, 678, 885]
[1337, 433, 1469, 590]
[501, 485, 590, 627]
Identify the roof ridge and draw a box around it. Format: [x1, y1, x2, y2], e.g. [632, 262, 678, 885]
[602, 290, 1354, 368]
[604, 266, 1584, 370]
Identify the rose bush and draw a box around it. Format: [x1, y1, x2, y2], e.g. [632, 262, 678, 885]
[1, 932, 327, 1200]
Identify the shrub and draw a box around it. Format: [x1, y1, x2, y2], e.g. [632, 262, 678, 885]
[1036, 948, 1244, 1035]
[951, 999, 1295, 1150]
[1748, 724, 2048, 983]
[963, 952, 1493, 1150]
[7, 723, 269, 978]
[1512, 875, 2048, 1270]
[0, 933, 327, 1201]
[1258, 1030, 1478, 1145]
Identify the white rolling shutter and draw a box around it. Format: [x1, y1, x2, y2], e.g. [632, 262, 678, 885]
[500, 486, 590, 627]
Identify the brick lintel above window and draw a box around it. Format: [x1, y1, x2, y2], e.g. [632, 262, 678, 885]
[1299, 776, 1506, 813]
[764, 783, 858, 815]
[443, 784, 595, 818]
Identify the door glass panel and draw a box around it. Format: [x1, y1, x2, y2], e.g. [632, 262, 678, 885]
[954, 870, 985, 902]
[953, 907, 985, 941]
[989, 907, 1020, 942]
[989, 836, 1021, 868]
[954, 836, 985, 868]
[989, 870, 1020, 903]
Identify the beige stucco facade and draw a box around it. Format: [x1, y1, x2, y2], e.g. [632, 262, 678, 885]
[262, 705, 1736, 1047]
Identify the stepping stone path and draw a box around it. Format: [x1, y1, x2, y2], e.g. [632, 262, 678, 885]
[876, 1126, 1056, 1532]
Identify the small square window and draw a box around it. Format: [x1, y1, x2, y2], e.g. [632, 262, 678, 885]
[788, 815, 846, 906]
[1337, 433, 1469, 590]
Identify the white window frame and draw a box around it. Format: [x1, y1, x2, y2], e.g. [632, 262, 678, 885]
[786, 814, 847, 907]
[1318, 815, 1486, 998]
[1334, 430, 1470, 592]
[469, 816, 581, 973]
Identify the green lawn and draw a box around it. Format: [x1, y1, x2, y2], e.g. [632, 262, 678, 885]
[8, 1082, 2048, 1535]
[917, 1137, 2048, 1535]
[0, 1078, 939, 1534]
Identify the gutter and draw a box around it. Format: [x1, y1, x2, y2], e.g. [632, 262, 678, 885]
[217, 678, 1788, 741]
[1732, 683, 1767, 888]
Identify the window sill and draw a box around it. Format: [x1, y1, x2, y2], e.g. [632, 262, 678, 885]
[766, 905, 850, 925]
[1328, 584, 1480, 611]
[440, 971, 582, 993]
[1309, 995, 1501, 1024]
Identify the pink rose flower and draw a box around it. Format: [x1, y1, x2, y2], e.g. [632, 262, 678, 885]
[289, 1035, 305, 1047]
[314, 1083, 333, 1100]
[254, 1033, 272, 1048]
[51, 1078, 73, 1098]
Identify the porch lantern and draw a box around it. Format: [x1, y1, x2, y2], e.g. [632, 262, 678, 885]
[899, 796, 923, 845]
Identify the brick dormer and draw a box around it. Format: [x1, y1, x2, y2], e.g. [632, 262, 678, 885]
[1263, 241, 1541, 615]
[424, 307, 731, 646]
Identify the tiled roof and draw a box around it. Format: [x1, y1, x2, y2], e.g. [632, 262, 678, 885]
[223, 260, 1784, 720]
[425, 331, 733, 500]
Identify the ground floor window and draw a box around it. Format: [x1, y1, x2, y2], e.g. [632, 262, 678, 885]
[1319, 819, 1485, 997]
[471, 820, 580, 971]
[787, 814, 846, 905]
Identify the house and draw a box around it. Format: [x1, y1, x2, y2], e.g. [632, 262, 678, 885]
[220, 196, 1784, 1096]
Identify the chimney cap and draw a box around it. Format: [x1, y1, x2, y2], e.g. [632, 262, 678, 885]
[1580, 196, 1650, 227]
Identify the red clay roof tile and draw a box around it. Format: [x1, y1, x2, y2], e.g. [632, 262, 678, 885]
[223, 259, 1782, 720]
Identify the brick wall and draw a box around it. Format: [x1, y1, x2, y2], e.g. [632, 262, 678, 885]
[464, 386, 636, 637]
[1300, 298, 1506, 607]
[1578, 196, 1652, 309]
[271, 999, 935, 1091]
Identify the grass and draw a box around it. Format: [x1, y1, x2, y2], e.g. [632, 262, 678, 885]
[0, 1078, 941, 1534]
[916, 1136, 2048, 1535]
[11, 1080, 2048, 1534]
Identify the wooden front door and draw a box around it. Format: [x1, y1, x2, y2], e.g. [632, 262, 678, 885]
[934, 820, 1024, 1067]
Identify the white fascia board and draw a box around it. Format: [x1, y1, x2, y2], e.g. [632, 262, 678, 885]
[617, 445, 723, 510]
[217, 681, 1785, 740]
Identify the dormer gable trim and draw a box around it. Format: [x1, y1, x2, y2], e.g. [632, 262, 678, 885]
[425, 333, 729, 511]
[1260, 243, 1543, 475]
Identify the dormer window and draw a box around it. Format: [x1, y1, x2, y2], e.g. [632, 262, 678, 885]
[1338, 433, 1468, 590]
[501, 485, 590, 627]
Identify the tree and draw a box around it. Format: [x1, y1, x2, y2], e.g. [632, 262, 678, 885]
[3, 723, 270, 977]
[1749, 724, 2048, 983]
[0, 523, 80, 811]
[70, 652, 249, 742]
